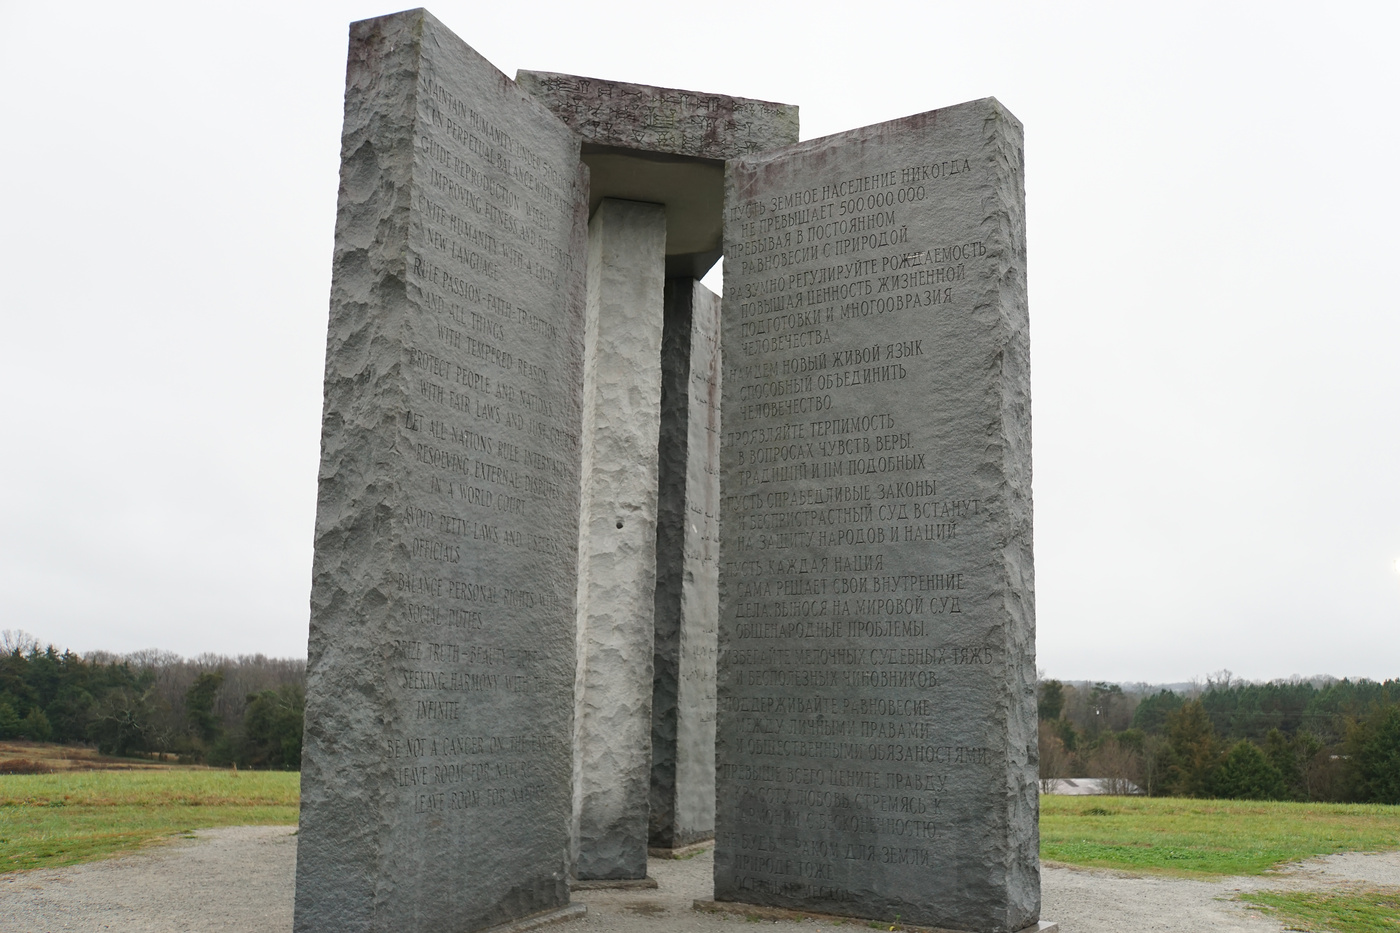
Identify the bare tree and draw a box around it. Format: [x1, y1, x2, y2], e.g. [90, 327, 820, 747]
[119, 650, 307, 747]
[1087, 737, 1143, 796]
[1136, 733, 1167, 797]
[1038, 722, 1072, 794]
[1206, 669, 1235, 692]
[0, 630, 40, 654]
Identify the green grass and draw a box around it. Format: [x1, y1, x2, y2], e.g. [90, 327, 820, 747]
[6, 767, 1399, 889]
[1040, 796, 1400, 878]
[1240, 889, 1400, 933]
[0, 769, 299, 873]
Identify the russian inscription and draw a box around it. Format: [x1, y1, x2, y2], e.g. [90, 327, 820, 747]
[716, 99, 1037, 932]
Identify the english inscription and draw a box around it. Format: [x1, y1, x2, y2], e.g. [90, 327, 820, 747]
[297, 11, 587, 933]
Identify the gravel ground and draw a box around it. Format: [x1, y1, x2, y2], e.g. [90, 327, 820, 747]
[2, 826, 1396, 933]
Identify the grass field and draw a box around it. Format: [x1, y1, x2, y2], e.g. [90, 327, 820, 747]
[1041, 795, 1400, 878]
[0, 765, 299, 873]
[1240, 890, 1400, 933]
[5, 743, 1400, 894]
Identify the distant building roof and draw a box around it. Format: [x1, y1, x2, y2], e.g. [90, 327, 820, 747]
[1042, 777, 1143, 796]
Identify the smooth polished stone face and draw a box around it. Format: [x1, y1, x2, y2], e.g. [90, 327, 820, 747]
[296, 9, 588, 932]
[714, 98, 1039, 933]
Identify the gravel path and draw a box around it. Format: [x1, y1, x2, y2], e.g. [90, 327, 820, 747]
[2, 827, 1396, 932]
[0, 827, 293, 933]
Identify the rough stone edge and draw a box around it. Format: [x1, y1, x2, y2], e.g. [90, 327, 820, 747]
[694, 902, 1055, 933]
[647, 839, 713, 860]
[518, 69, 796, 112]
[296, 9, 424, 928]
[516, 70, 798, 150]
[981, 95, 1040, 931]
[569, 877, 659, 891]
[477, 903, 587, 933]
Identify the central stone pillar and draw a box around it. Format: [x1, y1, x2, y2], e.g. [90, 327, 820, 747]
[518, 72, 798, 880]
[572, 198, 667, 881]
[649, 278, 721, 854]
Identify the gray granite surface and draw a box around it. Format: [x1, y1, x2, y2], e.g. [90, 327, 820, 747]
[572, 198, 667, 881]
[714, 98, 1037, 932]
[297, 9, 588, 931]
[650, 279, 721, 851]
[515, 72, 797, 161]
[517, 72, 799, 279]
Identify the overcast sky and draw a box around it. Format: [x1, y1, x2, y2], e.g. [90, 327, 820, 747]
[2, 0, 1396, 683]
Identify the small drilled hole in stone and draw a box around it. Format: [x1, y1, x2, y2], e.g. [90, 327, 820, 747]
[616, 521, 624, 529]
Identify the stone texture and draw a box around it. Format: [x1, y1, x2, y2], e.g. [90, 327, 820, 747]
[518, 72, 799, 279]
[478, 904, 587, 933]
[296, 9, 588, 932]
[572, 198, 667, 881]
[650, 278, 721, 852]
[515, 72, 798, 161]
[694, 901, 1057, 933]
[714, 98, 1037, 932]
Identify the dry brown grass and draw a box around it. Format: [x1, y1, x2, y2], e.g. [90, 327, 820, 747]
[0, 741, 176, 772]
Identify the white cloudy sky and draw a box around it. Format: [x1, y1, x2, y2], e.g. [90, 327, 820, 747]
[2, 0, 1396, 683]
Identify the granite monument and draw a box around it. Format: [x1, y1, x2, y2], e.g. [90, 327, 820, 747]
[300, 9, 1041, 933]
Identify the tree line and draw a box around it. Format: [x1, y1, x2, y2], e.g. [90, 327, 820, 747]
[0, 631, 304, 769]
[7, 624, 1396, 796]
[1038, 672, 1400, 803]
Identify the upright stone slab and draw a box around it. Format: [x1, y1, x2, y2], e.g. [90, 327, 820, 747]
[572, 198, 667, 881]
[650, 278, 721, 853]
[296, 10, 588, 932]
[715, 99, 1038, 932]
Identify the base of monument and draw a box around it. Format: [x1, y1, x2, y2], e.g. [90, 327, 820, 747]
[647, 839, 714, 859]
[693, 900, 1056, 933]
[479, 903, 586, 933]
[569, 876, 659, 891]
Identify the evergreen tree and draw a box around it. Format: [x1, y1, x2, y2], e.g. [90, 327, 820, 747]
[185, 671, 225, 744]
[1213, 740, 1286, 800]
[239, 685, 305, 769]
[45, 685, 96, 744]
[19, 707, 52, 742]
[1132, 689, 1184, 733]
[1052, 717, 1079, 753]
[0, 700, 19, 739]
[1344, 705, 1400, 804]
[1292, 730, 1331, 801]
[1262, 728, 1300, 797]
[1038, 679, 1065, 721]
[1163, 700, 1219, 797]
